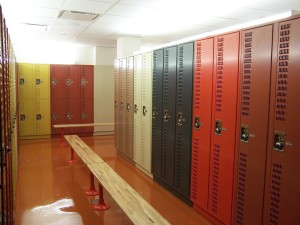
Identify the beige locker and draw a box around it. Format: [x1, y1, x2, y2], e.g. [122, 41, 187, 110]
[114, 59, 120, 150]
[133, 55, 143, 165]
[18, 63, 35, 100]
[119, 58, 127, 155]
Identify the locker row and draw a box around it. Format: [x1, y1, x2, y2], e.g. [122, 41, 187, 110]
[114, 14, 300, 225]
[18, 64, 94, 137]
[0, 5, 18, 225]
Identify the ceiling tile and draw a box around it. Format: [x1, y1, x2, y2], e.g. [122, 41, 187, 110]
[62, 0, 114, 14]
[118, 0, 171, 8]
[105, 4, 155, 17]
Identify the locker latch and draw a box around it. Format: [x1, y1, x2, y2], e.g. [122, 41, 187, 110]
[194, 116, 203, 129]
[20, 114, 26, 121]
[274, 131, 285, 152]
[36, 114, 42, 120]
[134, 104, 138, 114]
[36, 79, 41, 85]
[115, 101, 118, 108]
[81, 79, 88, 86]
[66, 114, 73, 120]
[127, 103, 130, 112]
[19, 78, 25, 85]
[52, 114, 57, 120]
[81, 113, 87, 119]
[215, 120, 224, 135]
[66, 79, 72, 86]
[143, 106, 147, 116]
[177, 112, 185, 126]
[120, 102, 124, 110]
[163, 110, 170, 121]
[152, 108, 157, 118]
[51, 79, 57, 85]
[240, 125, 249, 142]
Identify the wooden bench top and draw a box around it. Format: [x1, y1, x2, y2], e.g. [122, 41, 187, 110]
[64, 135, 104, 164]
[64, 135, 170, 225]
[53, 122, 114, 128]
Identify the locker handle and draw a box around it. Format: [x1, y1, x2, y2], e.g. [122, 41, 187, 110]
[81, 113, 87, 119]
[274, 131, 285, 152]
[163, 111, 171, 121]
[194, 116, 203, 129]
[152, 108, 157, 118]
[134, 104, 138, 113]
[20, 114, 26, 121]
[240, 125, 249, 142]
[127, 103, 130, 112]
[120, 102, 124, 110]
[20, 78, 25, 85]
[52, 114, 57, 120]
[115, 101, 118, 108]
[51, 79, 57, 85]
[143, 106, 147, 116]
[66, 79, 72, 86]
[67, 114, 73, 120]
[36, 79, 41, 85]
[177, 112, 185, 126]
[215, 120, 226, 135]
[36, 114, 42, 120]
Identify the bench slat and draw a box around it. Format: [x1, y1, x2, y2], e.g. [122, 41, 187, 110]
[54, 122, 114, 128]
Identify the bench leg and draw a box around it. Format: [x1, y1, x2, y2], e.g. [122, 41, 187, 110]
[86, 172, 98, 196]
[68, 148, 77, 164]
[92, 183, 110, 211]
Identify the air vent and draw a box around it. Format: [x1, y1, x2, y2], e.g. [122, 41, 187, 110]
[58, 10, 99, 21]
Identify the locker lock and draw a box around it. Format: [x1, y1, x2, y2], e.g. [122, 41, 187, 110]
[66, 114, 73, 120]
[163, 110, 170, 121]
[274, 131, 285, 152]
[66, 79, 72, 86]
[194, 116, 203, 129]
[36, 79, 41, 85]
[177, 112, 185, 126]
[19, 78, 25, 85]
[115, 101, 118, 108]
[127, 103, 130, 112]
[51, 79, 57, 85]
[36, 114, 42, 120]
[81, 113, 87, 119]
[20, 114, 26, 121]
[134, 104, 138, 114]
[120, 102, 124, 110]
[240, 125, 249, 142]
[143, 106, 147, 116]
[52, 114, 57, 120]
[215, 120, 226, 135]
[152, 108, 157, 118]
[81, 79, 88, 86]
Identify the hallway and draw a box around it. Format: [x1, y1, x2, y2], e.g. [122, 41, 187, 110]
[15, 135, 213, 225]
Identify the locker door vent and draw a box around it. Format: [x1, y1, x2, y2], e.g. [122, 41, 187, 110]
[211, 144, 220, 213]
[242, 32, 252, 116]
[141, 122, 146, 165]
[175, 132, 183, 189]
[153, 54, 158, 100]
[191, 137, 199, 200]
[163, 51, 169, 105]
[162, 126, 168, 180]
[194, 42, 201, 110]
[216, 38, 224, 112]
[269, 162, 282, 225]
[275, 23, 290, 121]
[177, 46, 184, 106]
[236, 152, 248, 225]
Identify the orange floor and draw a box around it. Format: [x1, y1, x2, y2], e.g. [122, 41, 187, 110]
[15, 135, 213, 225]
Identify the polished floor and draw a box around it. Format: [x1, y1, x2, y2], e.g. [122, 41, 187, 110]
[15, 135, 214, 225]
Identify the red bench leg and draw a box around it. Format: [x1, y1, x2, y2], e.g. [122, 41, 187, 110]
[86, 172, 98, 196]
[92, 183, 110, 211]
[68, 148, 77, 164]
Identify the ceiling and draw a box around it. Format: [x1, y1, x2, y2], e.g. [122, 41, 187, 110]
[0, 0, 300, 51]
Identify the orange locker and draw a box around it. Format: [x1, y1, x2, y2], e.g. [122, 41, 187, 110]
[66, 65, 80, 100]
[263, 17, 300, 225]
[79, 99, 93, 133]
[190, 38, 214, 209]
[66, 98, 79, 134]
[208, 32, 240, 225]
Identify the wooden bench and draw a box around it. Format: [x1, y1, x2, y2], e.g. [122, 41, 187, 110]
[64, 135, 170, 225]
[53, 122, 114, 145]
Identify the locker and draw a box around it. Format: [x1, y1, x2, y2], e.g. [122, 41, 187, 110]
[35, 64, 50, 99]
[119, 58, 127, 155]
[51, 98, 66, 135]
[174, 42, 193, 199]
[140, 52, 152, 173]
[80, 65, 94, 99]
[152, 49, 164, 177]
[190, 38, 214, 209]
[208, 32, 240, 225]
[36, 98, 51, 135]
[66, 98, 79, 134]
[19, 99, 35, 136]
[161, 46, 177, 185]
[126, 56, 134, 160]
[114, 59, 120, 150]
[133, 55, 142, 165]
[50, 65, 66, 99]
[234, 25, 273, 225]
[263, 17, 300, 225]
[18, 63, 35, 100]
[79, 99, 94, 134]
[66, 65, 80, 100]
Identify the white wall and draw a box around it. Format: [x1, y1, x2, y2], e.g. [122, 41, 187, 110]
[74, 46, 95, 65]
[95, 46, 116, 65]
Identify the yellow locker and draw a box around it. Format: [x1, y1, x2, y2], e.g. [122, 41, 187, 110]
[19, 63, 35, 100]
[35, 64, 50, 99]
[19, 99, 36, 136]
[36, 98, 51, 135]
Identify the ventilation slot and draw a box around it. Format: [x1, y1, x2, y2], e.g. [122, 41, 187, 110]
[58, 10, 99, 21]
[275, 23, 290, 121]
[236, 152, 248, 225]
[242, 32, 252, 116]
[175, 132, 182, 189]
[216, 38, 223, 112]
[211, 144, 220, 213]
[194, 41, 201, 109]
[269, 162, 282, 225]
[161, 127, 168, 180]
[191, 137, 199, 200]
[163, 51, 169, 105]
[177, 46, 184, 106]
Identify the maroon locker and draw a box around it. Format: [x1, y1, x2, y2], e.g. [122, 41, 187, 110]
[263, 17, 300, 225]
[208, 32, 240, 225]
[80, 65, 94, 99]
[80, 99, 94, 134]
[66, 98, 79, 134]
[114, 59, 120, 150]
[233, 25, 273, 225]
[66, 65, 80, 100]
[50, 65, 66, 135]
[190, 38, 214, 210]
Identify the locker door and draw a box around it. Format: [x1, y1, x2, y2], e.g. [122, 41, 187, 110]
[80, 65, 94, 99]
[51, 98, 66, 135]
[161, 46, 177, 186]
[66, 98, 79, 134]
[114, 59, 120, 150]
[119, 58, 127, 155]
[126, 56, 134, 160]
[19, 99, 35, 136]
[50, 65, 66, 99]
[152, 49, 164, 178]
[141, 52, 152, 173]
[234, 25, 273, 225]
[190, 38, 214, 209]
[18, 63, 35, 100]
[263, 18, 300, 225]
[67, 65, 80, 100]
[133, 55, 142, 165]
[174, 42, 193, 199]
[36, 99, 51, 135]
[208, 32, 240, 225]
[35, 64, 50, 99]
[80, 99, 93, 134]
